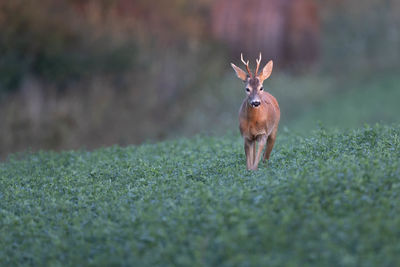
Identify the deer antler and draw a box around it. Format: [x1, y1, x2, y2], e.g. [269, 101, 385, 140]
[241, 53, 252, 78]
[255, 52, 262, 77]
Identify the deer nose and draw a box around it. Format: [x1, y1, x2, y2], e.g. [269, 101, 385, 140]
[251, 100, 261, 107]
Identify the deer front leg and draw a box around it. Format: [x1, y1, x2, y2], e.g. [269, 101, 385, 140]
[252, 141, 256, 167]
[251, 135, 267, 170]
[244, 139, 254, 170]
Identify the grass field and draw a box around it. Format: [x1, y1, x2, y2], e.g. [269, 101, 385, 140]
[1, 124, 400, 266]
[288, 73, 400, 132]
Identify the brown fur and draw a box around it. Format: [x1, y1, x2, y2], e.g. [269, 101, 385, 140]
[232, 54, 280, 170]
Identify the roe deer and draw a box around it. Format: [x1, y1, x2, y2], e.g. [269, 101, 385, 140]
[231, 53, 280, 170]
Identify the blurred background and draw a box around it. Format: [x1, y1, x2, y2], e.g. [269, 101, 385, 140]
[0, 0, 399, 158]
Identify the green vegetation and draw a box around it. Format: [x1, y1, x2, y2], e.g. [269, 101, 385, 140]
[288, 73, 400, 132]
[180, 72, 400, 139]
[1, 124, 400, 266]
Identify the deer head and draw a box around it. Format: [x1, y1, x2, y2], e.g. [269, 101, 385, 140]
[231, 53, 273, 108]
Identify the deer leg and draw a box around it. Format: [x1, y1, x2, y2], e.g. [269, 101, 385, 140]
[251, 135, 267, 170]
[244, 139, 254, 170]
[263, 133, 277, 162]
[252, 141, 256, 166]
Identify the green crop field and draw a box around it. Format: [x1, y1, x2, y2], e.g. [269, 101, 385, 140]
[1, 124, 400, 266]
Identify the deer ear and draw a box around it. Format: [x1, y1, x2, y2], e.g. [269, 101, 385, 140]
[231, 63, 248, 81]
[258, 60, 273, 82]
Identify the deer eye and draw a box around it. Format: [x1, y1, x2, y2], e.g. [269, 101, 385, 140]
[245, 88, 250, 92]
[260, 87, 263, 91]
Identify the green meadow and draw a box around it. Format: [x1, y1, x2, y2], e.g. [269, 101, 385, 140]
[1, 123, 399, 266]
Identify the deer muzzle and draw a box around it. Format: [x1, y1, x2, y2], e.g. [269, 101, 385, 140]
[249, 94, 261, 108]
[251, 100, 261, 107]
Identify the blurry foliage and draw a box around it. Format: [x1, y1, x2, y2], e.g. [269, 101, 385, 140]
[0, 0, 399, 157]
[321, 0, 400, 72]
[0, 0, 137, 92]
[211, 0, 320, 68]
[289, 72, 400, 131]
[0, 0, 226, 157]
